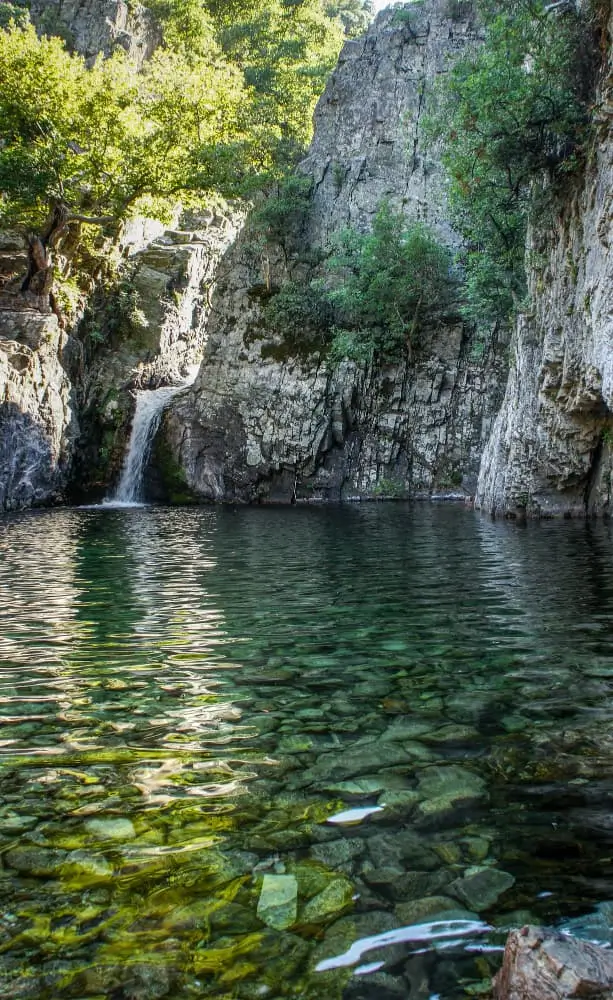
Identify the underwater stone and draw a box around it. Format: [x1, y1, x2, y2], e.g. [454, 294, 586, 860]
[85, 818, 137, 841]
[257, 874, 298, 930]
[377, 790, 420, 818]
[311, 838, 365, 869]
[4, 846, 67, 875]
[395, 895, 473, 925]
[301, 877, 355, 923]
[449, 868, 515, 912]
[417, 765, 487, 801]
[322, 778, 388, 798]
[304, 744, 412, 785]
[61, 850, 114, 881]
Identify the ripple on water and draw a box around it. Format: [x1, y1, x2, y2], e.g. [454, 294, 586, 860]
[0, 505, 613, 998]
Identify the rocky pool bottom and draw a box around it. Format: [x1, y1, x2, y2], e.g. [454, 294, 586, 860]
[1, 504, 613, 999]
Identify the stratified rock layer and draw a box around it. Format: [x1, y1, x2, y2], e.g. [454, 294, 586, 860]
[163, 1, 508, 504]
[0, 296, 78, 509]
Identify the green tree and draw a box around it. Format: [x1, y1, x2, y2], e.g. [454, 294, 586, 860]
[0, 22, 247, 299]
[426, 0, 595, 324]
[205, 0, 346, 169]
[325, 202, 457, 359]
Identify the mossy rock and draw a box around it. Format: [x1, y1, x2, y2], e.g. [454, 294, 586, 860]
[147, 429, 199, 504]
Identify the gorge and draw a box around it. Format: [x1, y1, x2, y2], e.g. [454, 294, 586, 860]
[0, 0, 610, 517]
[3, 3, 613, 1000]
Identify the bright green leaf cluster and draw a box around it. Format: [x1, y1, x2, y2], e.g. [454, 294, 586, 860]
[0, 21, 246, 235]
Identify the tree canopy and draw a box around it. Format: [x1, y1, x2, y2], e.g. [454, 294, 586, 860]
[0, 0, 372, 295]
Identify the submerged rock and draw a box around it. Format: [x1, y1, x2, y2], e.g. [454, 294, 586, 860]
[256, 874, 298, 930]
[301, 877, 355, 923]
[449, 868, 515, 912]
[3, 845, 67, 876]
[85, 818, 137, 841]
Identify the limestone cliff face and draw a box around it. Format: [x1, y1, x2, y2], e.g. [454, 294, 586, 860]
[476, 2, 613, 518]
[162, 1, 508, 504]
[74, 207, 242, 498]
[29, 0, 160, 65]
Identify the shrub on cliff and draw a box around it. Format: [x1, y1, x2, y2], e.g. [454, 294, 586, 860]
[426, 0, 597, 325]
[324, 202, 457, 360]
[262, 202, 457, 362]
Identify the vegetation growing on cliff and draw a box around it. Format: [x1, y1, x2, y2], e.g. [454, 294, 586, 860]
[261, 201, 456, 362]
[0, 0, 371, 305]
[427, 0, 597, 325]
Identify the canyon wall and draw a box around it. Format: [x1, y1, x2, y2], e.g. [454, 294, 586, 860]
[162, 0, 508, 504]
[476, 1, 613, 517]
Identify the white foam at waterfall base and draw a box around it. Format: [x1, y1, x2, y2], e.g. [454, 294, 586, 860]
[104, 368, 198, 507]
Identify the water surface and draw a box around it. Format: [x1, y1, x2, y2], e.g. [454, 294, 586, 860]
[1, 504, 613, 999]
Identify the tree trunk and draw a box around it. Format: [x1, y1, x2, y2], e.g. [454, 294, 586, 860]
[21, 202, 70, 310]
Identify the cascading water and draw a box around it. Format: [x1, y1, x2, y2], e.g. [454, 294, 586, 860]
[105, 369, 197, 507]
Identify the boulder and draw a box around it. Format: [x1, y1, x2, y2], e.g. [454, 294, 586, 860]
[493, 925, 613, 1000]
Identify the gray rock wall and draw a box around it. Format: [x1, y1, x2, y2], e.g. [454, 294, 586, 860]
[74, 207, 243, 498]
[0, 296, 79, 509]
[162, 1, 508, 504]
[476, 1, 613, 517]
[29, 0, 160, 64]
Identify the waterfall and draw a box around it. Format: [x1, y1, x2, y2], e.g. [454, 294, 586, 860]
[105, 370, 197, 507]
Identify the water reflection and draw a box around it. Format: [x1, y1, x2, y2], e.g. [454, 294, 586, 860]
[0, 505, 613, 999]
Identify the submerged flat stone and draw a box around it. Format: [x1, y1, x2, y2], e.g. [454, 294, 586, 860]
[85, 818, 137, 841]
[257, 874, 298, 930]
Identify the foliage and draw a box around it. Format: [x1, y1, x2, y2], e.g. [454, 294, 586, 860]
[324, 202, 457, 358]
[205, 0, 346, 172]
[0, 0, 370, 296]
[0, 1, 29, 29]
[425, 0, 596, 325]
[262, 202, 456, 362]
[324, 0, 373, 37]
[327, 326, 374, 364]
[247, 174, 313, 256]
[264, 279, 333, 343]
[0, 23, 249, 233]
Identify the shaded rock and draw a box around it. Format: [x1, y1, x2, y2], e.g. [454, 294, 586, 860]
[311, 838, 365, 869]
[3, 846, 67, 876]
[377, 789, 421, 818]
[415, 765, 487, 826]
[342, 970, 408, 1000]
[493, 925, 613, 1000]
[303, 744, 413, 785]
[417, 765, 487, 801]
[395, 896, 474, 926]
[449, 868, 515, 912]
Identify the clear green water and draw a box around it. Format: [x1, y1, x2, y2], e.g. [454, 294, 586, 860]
[1, 504, 613, 1000]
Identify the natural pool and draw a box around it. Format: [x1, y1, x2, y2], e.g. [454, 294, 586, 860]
[1, 503, 613, 999]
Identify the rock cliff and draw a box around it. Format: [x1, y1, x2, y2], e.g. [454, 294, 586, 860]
[29, 0, 160, 64]
[161, 0, 508, 504]
[475, 2, 613, 517]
